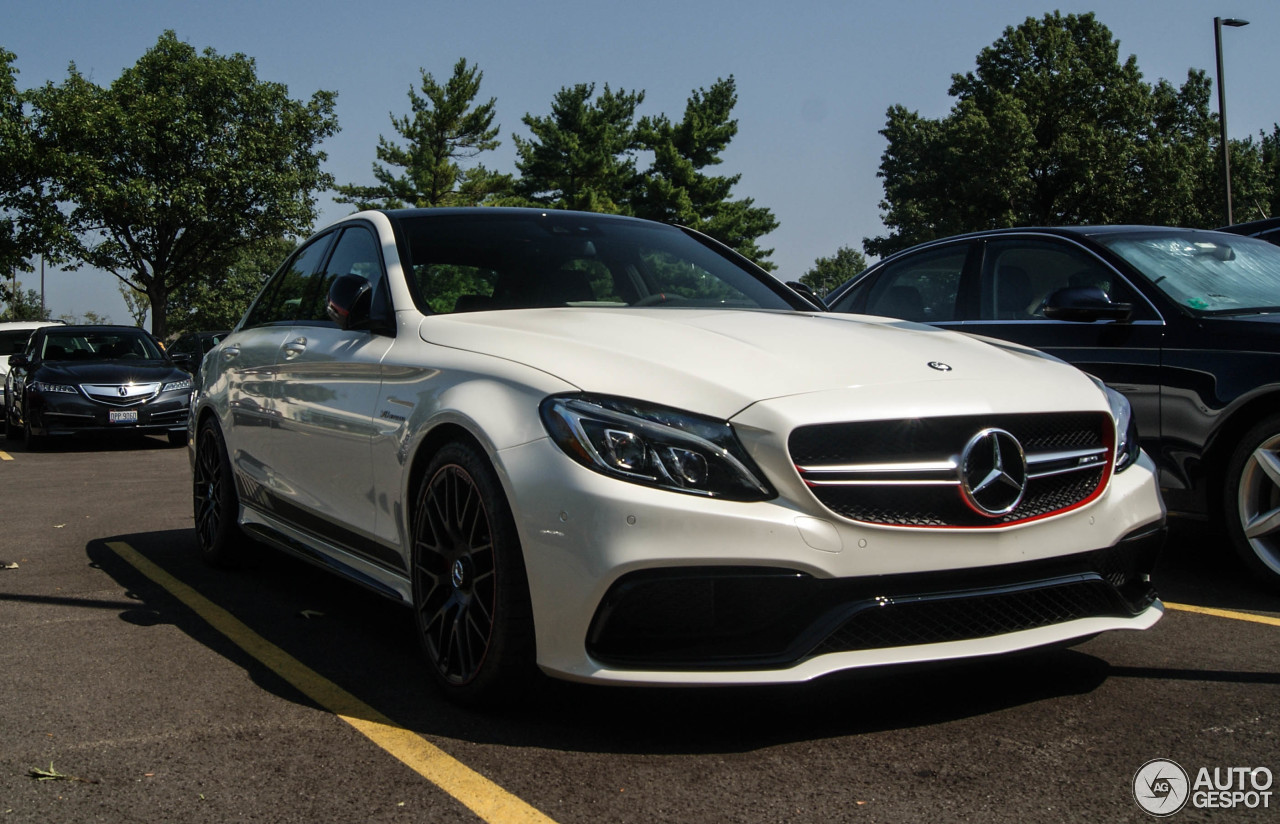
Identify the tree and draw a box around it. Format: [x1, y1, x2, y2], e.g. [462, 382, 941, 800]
[166, 236, 294, 334]
[29, 31, 339, 339]
[0, 48, 66, 282]
[0, 287, 50, 321]
[801, 246, 867, 297]
[633, 77, 778, 269]
[867, 12, 1259, 255]
[334, 59, 511, 209]
[118, 282, 149, 328]
[514, 83, 645, 212]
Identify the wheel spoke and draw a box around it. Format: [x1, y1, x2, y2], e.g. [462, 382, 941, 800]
[1254, 447, 1280, 489]
[1244, 505, 1280, 540]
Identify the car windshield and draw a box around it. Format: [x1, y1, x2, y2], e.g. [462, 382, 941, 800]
[1098, 232, 1280, 315]
[395, 212, 794, 314]
[40, 330, 164, 361]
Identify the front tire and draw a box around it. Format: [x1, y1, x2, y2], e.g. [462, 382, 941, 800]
[3, 401, 18, 441]
[411, 441, 536, 705]
[1223, 414, 1280, 587]
[193, 418, 244, 567]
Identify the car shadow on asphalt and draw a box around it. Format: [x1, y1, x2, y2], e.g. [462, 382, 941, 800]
[4, 432, 181, 453]
[1156, 516, 1280, 613]
[84, 524, 1276, 757]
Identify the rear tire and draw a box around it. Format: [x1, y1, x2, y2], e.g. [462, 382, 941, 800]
[411, 441, 536, 706]
[3, 401, 17, 441]
[1223, 414, 1280, 588]
[193, 418, 244, 567]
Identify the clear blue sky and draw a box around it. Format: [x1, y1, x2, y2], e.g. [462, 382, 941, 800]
[5, 0, 1278, 326]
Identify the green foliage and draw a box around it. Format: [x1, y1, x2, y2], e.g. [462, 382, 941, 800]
[118, 282, 149, 327]
[335, 59, 512, 209]
[0, 287, 51, 321]
[29, 31, 339, 339]
[633, 78, 779, 269]
[514, 83, 646, 213]
[801, 246, 867, 296]
[0, 48, 66, 278]
[867, 12, 1265, 256]
[167, 236, 295, 333]
[512, 78, 778, 269]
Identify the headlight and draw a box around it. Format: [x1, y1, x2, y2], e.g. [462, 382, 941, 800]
[540, 394, 775, 500]
[32, 381, 77, 394]
[163, 378, 193, 393]
[1092, 378, 1140, 472]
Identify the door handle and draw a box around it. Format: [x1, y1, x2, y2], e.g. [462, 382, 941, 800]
[221, 346, 241, 361]
[282, 338, 307, 360]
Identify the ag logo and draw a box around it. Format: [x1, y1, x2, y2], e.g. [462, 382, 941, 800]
[1133, 759, 1190, 816]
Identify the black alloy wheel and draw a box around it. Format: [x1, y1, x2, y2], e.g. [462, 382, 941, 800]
[411, 441, 535, 704]
[193, 418, 243, 567]
[1223, 413, 1280, 588]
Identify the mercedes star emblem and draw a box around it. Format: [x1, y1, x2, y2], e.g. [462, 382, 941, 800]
[959, 428, 1027, 517]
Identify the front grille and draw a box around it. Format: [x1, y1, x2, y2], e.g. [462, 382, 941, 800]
[790, 412, 1112, 527]
[811, 577, 1122, 655]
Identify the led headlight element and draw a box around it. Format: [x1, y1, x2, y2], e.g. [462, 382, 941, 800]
[540, 395, 774, 500]
[1092, 378, 1140, 472]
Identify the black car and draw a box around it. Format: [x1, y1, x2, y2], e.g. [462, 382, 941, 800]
[4, 325, 193, 447]
[826, 225, 1280, 586]
[1219, 216, 1280, 246]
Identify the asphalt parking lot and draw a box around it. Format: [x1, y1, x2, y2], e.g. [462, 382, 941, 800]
[1, 436, 1277, 823]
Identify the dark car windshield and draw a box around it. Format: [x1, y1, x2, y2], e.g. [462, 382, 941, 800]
[1098, 232, 1280, 315]
[40, 329, 165, 362]
[394, 212, 795, 314]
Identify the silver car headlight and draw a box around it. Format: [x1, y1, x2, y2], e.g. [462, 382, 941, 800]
[162, 378, 193, 393]
[540, 395, 775, 500]
[1092, 378, 1140, 472]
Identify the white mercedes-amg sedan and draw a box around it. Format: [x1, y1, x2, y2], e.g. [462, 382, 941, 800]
[190, 208, 1166, 704]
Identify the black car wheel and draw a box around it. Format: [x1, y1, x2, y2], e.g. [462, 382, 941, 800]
[1224, 414, 1280, 587]
[411, 441, 535, 705]
[193, 418, 243, 567]
[23, 408, 43, 450]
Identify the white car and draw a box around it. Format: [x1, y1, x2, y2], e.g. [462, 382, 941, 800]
[0, 320, 65, 408]
[191, 208, 1166, 704]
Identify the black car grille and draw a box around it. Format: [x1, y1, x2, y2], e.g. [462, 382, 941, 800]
[790, 412, 1113, 527]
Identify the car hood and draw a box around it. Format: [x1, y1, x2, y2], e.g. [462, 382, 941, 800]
[420, 308, 1097, 418]
[35, 359, 187, 384]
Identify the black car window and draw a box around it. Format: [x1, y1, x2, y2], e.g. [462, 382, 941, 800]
[979, 238, 1140, 320]
[302, 225, 392, 325]
[846, 246, 967, 322]
[243, 234, 331, 328]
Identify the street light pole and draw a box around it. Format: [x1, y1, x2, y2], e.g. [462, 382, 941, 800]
[1214, 16, 1250, 226]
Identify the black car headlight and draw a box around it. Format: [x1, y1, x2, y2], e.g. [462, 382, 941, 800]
[32, 381, 77, 395]
[540, 395, 775, 501]
[1093, 378, 1140, 472]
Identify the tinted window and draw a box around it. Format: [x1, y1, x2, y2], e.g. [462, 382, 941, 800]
[396, 213, 793, 314]
[840, 246, 967, 322]
[980, 238, 1141, 320]
[243, 235, 332, 328]
[308, 226, 391, 323]
[0, 330, 32, 356]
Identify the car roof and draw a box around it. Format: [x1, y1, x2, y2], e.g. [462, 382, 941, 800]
[0, 320, 65, 330]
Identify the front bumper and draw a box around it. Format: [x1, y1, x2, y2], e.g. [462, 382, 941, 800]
[499, 437, 1166, 685]
[27, 389, 191, 437]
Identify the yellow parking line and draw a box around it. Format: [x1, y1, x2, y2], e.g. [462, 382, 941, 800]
[1164, 601, 1280, 627]
[107, 541, 557, 824]
[0, 451, 12, 461]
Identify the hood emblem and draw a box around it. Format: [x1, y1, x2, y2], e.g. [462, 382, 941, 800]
[928, 361, 952, 372]
[959, 428, 1027, 517]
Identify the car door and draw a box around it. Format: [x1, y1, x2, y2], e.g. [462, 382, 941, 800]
[218, 233, 335, 507]
[269, 223, 397, 568]
[957, 235, 1165, 454]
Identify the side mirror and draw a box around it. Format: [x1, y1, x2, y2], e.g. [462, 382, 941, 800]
[8, 353, 29, 368]
[170, 352, 195, 372]
[1042, 286, 1133, 323]
[325, 274, 374, 331]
